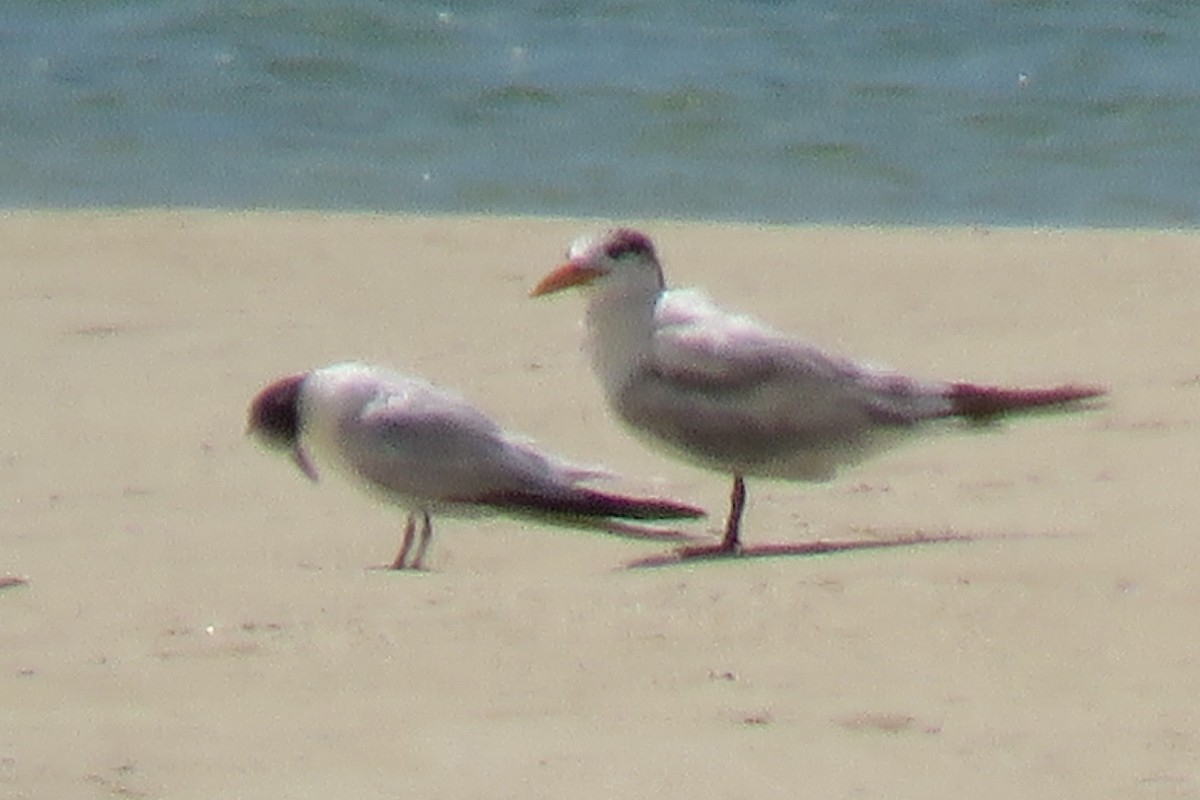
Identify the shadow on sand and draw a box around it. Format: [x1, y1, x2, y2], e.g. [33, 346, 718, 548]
[623, 529, 1064, 569]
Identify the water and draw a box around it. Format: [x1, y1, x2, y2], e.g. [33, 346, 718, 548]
[2, 0, 1199, 226]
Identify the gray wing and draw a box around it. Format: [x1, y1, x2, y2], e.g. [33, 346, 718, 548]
[339, 383, 580, 506]
[615, 291, 952, 475]
[337, 382, 699, 522]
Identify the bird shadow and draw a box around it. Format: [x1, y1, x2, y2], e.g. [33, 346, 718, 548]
[622, 529, 1071, 570]
[364, 563, 430, 575]
[595, 519, 712, 545]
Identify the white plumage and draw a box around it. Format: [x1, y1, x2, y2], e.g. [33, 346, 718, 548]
[248, 361, 703, 569]
[532, 228, 1104, 557]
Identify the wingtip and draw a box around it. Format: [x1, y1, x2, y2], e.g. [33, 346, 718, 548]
[468, 489, 705, 522]
[587, 490, 706, 521]
[948, 381, 1108, 419]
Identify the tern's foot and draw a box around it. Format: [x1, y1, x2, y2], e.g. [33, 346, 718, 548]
[677, 540, 742, 560]
[624, 539, 740, 568]
[366, 561, 428, 573]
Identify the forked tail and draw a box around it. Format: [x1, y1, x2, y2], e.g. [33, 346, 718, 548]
[948, 382, 1106, 421]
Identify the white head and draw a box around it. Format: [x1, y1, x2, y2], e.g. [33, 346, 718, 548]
[530, 228, 665, 299]
[531, 229, 669, 393]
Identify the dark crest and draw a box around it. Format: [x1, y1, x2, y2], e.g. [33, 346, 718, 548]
[248, 373, 305, 448]
[603, 228, 655, 260]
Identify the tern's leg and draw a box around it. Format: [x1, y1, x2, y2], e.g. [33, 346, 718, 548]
[721, 475, 747, 551]
[390, 513, 417, 570]
[679, 474, 745, 559]
[410, 512, 433, 571]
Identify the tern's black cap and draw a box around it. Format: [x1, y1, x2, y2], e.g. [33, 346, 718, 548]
[247, 373, 306, 449]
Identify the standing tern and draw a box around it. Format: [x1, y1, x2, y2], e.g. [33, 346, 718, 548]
[247, 361, 704, 569]
[531, 228, 1105, 558]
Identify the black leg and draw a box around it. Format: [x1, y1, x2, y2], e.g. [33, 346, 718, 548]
[410, 511, 433, 571]
[678, 474, 745, 559]
[721, 474, 746, 553]
[390, 513, 417, 570]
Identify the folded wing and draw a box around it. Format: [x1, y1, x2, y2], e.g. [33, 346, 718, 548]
[614, 291, 953, 473]
[340, 379, 701, 520]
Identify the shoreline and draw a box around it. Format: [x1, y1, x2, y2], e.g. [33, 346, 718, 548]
[7, 203, 1200, 232]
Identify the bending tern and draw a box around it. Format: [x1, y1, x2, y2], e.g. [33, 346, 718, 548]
[248, 361, 704, 569]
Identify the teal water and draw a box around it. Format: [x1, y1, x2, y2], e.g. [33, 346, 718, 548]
[3, 1, 1199, 226]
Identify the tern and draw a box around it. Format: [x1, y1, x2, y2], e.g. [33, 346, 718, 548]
[248, 361, 704, 569]
[531, 228, 1105, 558]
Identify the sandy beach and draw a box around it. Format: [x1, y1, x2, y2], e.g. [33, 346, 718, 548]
[2, 211, 1197, 799]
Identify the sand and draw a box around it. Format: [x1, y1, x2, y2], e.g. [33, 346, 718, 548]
[1, 210, 1197, 799]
